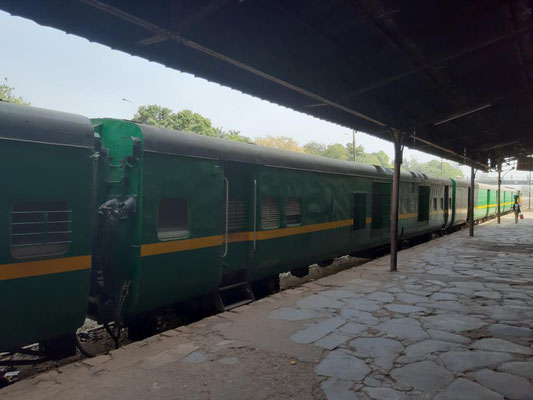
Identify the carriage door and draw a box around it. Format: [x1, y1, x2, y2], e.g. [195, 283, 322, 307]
[218, 162, 255, 311]
[443, 186, 449, 228]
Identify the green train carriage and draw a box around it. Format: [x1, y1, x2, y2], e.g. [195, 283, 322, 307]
[91, 119, 462, 327]
[0, 103, 518, 355]
[0, 103, 94, 353]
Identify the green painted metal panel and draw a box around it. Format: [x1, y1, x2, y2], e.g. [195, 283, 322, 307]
[132, 151, 223, 314]
[0, 138, 93, 350]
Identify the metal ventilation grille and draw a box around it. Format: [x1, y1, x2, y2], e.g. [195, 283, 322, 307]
[228, 200, 247, 232]
[286, 197, 301, 225]
[261, 197, 279, 229]
[11, 201, 71, 259]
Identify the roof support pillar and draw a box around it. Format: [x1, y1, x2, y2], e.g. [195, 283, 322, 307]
[527, 171, 531, 210]
[469, 165, 476, 237]
[390, 129, 405, 272]
[497, 160, 502, 224]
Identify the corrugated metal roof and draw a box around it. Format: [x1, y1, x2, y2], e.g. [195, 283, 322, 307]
[2, 0, 532, 168]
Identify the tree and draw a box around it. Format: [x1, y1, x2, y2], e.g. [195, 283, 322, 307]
[133, 104, 253, 142]
[372, 150, 392, 168]
[0, 78, 29, 105]
[323, 143, 347, 160]
[404, 157, 465, 179]
[255, 135, 304, 152]
[217, 129, 253, 144]
[134, 105, 217, 136]
[303, 141, 326, 156]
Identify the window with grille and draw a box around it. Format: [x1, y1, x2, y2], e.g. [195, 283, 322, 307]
[11, 201, 71, 259]
[261, 197, 279, 229]
[352, 193, 366, 230]
[228, 200, 247, 232]
[158, 198, 189, 240]
[286, 197, 301, 226]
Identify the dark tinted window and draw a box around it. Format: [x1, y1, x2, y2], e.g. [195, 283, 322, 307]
[353, 193, 366, 230]
[158, 198, 189, 240]
[371, 182, 391, 230]
[418, 186, 430, 221]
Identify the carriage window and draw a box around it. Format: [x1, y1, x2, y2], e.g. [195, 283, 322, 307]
[418, 186, 430, 221]
[286, 197, 301, 226]
[449, 198, 452, 208]
[158, 198, 189, 240]
[11, 201, 71, 259]
[440, 198, 444, 210]
[261, 197, 279, 229]
[352, 193, 366, 230]
[371, 182, 391, 230]
[228, 200, 246, 232]
[433, 198, 437, 210]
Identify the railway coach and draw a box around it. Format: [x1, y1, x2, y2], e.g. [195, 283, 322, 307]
[0, 102, 516, 356]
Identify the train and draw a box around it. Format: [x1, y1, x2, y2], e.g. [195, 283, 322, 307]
[0, 102, 517, 357]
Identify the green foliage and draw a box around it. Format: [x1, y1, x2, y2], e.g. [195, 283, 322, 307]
[344, 143, 392, 167]
[303, 141, 326, 156]
[218, 129, 253, 144]
[134, 104, 252, 143]
[323, 143, 347, 160]
[404, 157, 465, 179]
[0, 78, 29, 105]
[134, 105, 217, 136]
[255, 135, 304, 152]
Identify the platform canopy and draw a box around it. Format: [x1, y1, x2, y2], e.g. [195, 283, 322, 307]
[2, 0, 533, 169]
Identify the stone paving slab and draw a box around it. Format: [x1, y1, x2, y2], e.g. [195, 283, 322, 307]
[1, 212, 532, 400]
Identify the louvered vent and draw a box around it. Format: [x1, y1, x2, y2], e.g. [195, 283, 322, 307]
[11, 201, 71, 259]
[261, 197, 279, 229]
[286, 197, 301, 225]
[228, 200, 246, 232]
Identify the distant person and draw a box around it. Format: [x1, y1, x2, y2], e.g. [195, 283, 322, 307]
[513, 196, 521, 223]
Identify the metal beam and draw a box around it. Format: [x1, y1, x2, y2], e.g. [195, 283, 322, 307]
[434, 104, 492, 126]
[136, 0, 232, 47]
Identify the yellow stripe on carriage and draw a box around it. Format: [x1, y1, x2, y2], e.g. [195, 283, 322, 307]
[0, 255, 91, 281]
[141, 235, 224, 257]
[140, 214, 433, 257]
[476, 201, 514, 209]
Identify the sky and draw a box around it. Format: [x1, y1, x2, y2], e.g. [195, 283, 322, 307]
[0, 10, 529, 180]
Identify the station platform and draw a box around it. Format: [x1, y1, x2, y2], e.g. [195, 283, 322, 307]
[2, 212, 532, 400]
